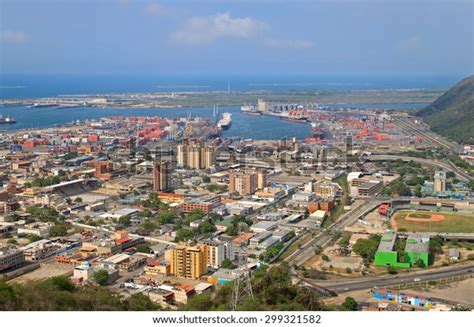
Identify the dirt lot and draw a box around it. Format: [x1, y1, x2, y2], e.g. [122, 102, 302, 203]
[9, 260, 73, 284]
[324, 278, 474, 307]
[405, 278, 474, 306]
[344, 211, 389, 234]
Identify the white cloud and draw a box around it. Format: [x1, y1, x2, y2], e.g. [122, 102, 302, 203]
[169, 12, 269, 45]
[145, 2, 165, 15]
[399, 36, 421, 50]
[0, 30, 31, 44]
[264, 39, 314, 49]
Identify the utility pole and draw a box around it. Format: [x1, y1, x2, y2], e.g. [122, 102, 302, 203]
[230, 224, 254, 310]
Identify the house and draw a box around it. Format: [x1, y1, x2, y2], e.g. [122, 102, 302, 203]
[448, 248, 460, 261]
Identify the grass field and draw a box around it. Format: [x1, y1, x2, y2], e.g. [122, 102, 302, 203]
[393, 211, 474, 233]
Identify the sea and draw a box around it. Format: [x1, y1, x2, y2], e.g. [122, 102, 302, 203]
[0, 74, 460, 139]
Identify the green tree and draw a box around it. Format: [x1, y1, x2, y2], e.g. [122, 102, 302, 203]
[49, 223, 68, 237]
[387, 265, 397, 275]
[118, 215, 132, 227]
[27, 234, 42, 243]
[136, 244, 152, 254]
[93, 269, 110, 286]
[352, 234, 381, 262]
[175, 228, 196, 242]
[126, 293, 161, 311]
[183, 293, 213, 311]
[198, 221, 216, 234]
[221, 258, 237, 269]
[341, 297, 358, 311]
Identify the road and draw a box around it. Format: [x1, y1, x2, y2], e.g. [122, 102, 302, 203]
[286, 199, 382, 266]
[319, 263, 474, 293]
[68, 220, 176, 246]
[393, 117, 461, 152]
[368, 155, 472, 182]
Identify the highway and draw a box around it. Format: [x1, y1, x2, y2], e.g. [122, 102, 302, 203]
[319, 263, 474, 293]
[393, 117, 461, 152]
[286, 199, 382, 266]
[368, 155, 472, 182]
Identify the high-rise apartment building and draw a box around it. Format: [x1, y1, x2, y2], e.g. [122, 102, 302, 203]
[229, 170, 257, 195]
[434, 171, 446, 192]
[168, 243, 207, 279]
[257, 170, 267, 190]
[153, 161, 173, 192]
[176, 143, 215, 169]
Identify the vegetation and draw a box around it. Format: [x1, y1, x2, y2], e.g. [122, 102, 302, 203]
[429, 236, 444, 254]
[220, 258, 237, 269]
[49, 223, 69, 237]
[206, 183, 228, 193]
[416, 75, 474, 143]
[352, 234, 381, 263]
[341, 297, 358, 311]
[93, 269, 110, 286]
[175, 228, 196, 242]
[393, 211, 474, 233]
[183, 263, 325, 311]
[136, 243, 152, 254]
[0, 277, 160, 310]
[31, 176, 62, 187]
[26, 206, 63, 223]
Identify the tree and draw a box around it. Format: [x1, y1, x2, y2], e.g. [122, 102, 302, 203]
[27, 234, 42, 243]
[429, 236, 444, 254]
[198, 221, 216, 234]
[49, 223, 68, 237]
[338, 234, 350, 248]
[314, 245, 323, 255]
[118, 216, 132, 227]
[321, 254, 330, 261]
[136, 244, 152, 254]
[387, 265, 397, 275]
[74, 197, 83, 203]
[414, 258, 425, 268]
[157, 211, 177, 225]
[221, 258, 237, 269]
[341, 297, 358, 311]
[93, 269, 110, 286]
[352, 234, 381, 262]
[126, 293, 161, 311]
[175, 228, 196, 242]
[225, 225, 238, 236]
[183, 293, 213, 311]
[139, 220, 157, 235]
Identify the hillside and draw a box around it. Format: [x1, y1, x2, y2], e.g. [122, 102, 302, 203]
[416, 75, 474, 144]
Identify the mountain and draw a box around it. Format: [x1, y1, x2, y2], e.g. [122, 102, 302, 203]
[416, 75, 474, 144]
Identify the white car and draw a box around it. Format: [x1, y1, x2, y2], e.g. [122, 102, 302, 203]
[413, 278, 422, 282]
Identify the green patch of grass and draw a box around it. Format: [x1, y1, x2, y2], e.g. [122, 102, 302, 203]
[393, 211, 474, 233]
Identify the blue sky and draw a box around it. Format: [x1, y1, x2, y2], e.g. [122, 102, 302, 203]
[0, 0, 473, 76]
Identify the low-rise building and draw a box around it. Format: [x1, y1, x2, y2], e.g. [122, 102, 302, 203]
[0, 246, 25, 272]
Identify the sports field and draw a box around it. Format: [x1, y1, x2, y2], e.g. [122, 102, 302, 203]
[392, 210, 474, 233]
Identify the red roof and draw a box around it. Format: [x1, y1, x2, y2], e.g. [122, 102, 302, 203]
[115, 237, 131, 244]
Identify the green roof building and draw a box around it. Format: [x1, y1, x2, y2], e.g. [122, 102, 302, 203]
[374, 232, 429, 268]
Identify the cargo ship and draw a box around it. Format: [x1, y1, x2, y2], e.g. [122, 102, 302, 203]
[240, 104, 261, 116]
[0, 115, 16, 124]
[280, 110, 308, 123]
[217, 112, 232, 130]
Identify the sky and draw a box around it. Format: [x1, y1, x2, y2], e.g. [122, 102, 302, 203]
[0, 0, 473, 76]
